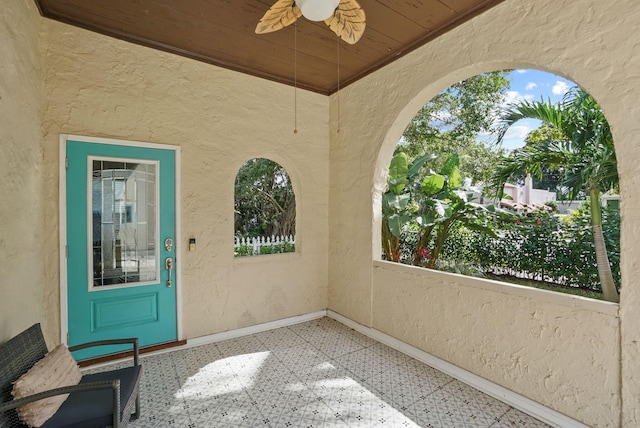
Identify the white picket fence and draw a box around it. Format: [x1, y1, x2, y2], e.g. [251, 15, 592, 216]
[234, 235, 296, 256]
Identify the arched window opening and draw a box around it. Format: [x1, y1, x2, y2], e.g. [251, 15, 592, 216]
[382, 69, 620, 302]
[234, 158, 296, 257]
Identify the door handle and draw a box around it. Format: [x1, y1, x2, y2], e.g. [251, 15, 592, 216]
[165, 257, 173, 287]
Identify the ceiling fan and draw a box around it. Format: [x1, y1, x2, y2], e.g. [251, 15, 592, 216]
[255, 0, 366, 45]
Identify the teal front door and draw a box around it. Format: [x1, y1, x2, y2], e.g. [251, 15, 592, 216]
[65, 138, 178, 360]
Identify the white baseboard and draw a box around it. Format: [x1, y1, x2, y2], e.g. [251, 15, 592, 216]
[185, 310, 327, 348]
[327, 310, 588, 428]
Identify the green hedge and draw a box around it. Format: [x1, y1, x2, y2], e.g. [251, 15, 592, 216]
[436, 203, 620, 292]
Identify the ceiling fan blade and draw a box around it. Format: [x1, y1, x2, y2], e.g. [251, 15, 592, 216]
[255, 0, 303, 34]
[324, 0, 366, 44]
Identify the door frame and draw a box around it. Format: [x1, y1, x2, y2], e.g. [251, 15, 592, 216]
[59, 134, 182, 345]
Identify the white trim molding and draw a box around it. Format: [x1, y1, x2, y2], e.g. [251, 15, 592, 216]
[59, 135, 68, 344]
[185, 311, 327, 349]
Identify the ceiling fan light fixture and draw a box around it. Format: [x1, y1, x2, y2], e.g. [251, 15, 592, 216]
[255, 0, 365, 45]
[296, 0, 340, 21]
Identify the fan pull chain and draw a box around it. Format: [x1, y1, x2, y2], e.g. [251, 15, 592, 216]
[336, 33, 341, 133]
[293, 20, 298, 134]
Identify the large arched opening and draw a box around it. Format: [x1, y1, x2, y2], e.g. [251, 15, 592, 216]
[375, 68, 621, 302]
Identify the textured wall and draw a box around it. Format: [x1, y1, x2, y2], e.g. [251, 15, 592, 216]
[328, 0, 640, 426]
[373, 262, 620, 426]
[0, 1, 44, 342]
[39, 19, 329, 342]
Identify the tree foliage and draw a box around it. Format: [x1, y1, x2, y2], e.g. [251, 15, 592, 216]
[398, 71, 510, 184]
[410, 153, 506, 268]
[381, 152, 435, 261]
[493, 88, 618, 200]
[382, 152, 507, 267]
[506, 124, 567, 195]
[492, 87, 620, 302]
[234, 158, 296, 238]
[384, 71, 513, 265]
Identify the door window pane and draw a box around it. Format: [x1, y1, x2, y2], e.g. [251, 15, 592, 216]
[91, 159, 157, 287]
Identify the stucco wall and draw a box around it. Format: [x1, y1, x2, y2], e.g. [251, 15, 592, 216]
[0, 1, 44, 342]
[329, 0, 640, 426]
[39, 19, 329, 342]
[373, 262, 620, 427]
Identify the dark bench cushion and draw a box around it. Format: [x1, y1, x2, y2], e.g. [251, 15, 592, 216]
[41, 366, 142, 428]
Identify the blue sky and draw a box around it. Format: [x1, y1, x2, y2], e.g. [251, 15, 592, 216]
[497, 69, 577, 150]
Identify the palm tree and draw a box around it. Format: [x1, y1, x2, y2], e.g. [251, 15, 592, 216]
[492, 87, 620, 302]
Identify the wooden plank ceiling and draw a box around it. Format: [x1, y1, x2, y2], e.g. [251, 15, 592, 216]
[35, 0, 505, 95]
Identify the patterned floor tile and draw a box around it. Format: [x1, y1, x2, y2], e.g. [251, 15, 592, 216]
[490, 408, 552, 427]
[310, 374, 384, 417]
[189, 404, 268, 427]
[215, 334, 270, 358]
[171, 343, 222, 374]
[141, 352, 178, 371]
[407, 381, 507, 428]
[287, 318, 339, 337]
[368, 342, 414, 367]
[439, 380, 512, 420]
[122, 317, 553, 428]
[403, 401, 463, 428]
[333, 346, 397, 383]
[337, 329, 379, 348]
[322, 389, 405, 427]
[132, 409, 191, 428]
[404, 361, 455, 388]
[370, 410, 421, 428]
[306, 318, 379, 348]
[372, 370, 430, 408]
[310, 335, 364, 360]
[268, 398, 350, 428]
[271, 347, 333, 383]
[256, 326, 309, 349]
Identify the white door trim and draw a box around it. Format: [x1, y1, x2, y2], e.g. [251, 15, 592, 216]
[59, 134, 183, 345]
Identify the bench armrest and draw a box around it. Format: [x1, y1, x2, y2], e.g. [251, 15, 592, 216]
[0, 380, 121, 427]
[69, 338, 140, 366]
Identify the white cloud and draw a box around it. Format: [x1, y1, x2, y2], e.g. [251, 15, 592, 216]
[525, 82, 537, 91]
[503, 124, 532, 141]
[552, 81, 570, 95]
[515, 69, 528, 74]
[503, 90, 534, 106]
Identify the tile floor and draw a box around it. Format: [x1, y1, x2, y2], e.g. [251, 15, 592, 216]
[87, 317, 551, 427]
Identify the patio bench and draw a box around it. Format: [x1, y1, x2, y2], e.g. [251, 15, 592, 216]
[0, 324, 142, 428]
